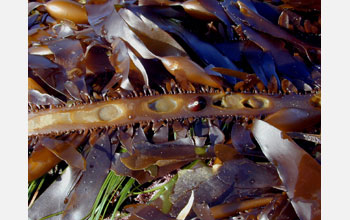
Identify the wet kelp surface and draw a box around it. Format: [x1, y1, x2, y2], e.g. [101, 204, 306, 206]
[28, 0, 320, 219]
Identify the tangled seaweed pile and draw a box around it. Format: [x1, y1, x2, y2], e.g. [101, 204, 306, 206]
[28, 0, 321, 219]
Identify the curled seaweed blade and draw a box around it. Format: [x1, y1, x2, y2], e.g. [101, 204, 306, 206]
[85, 0, 114, 34]
[111, 153, 153, 184]
[84, 41, 115, 75]
[47, 39, 85, 74]
[28, 90, 64, 106]
[119, 8, 187, 57]
[48, 38, 88, 99]
[103, 38, 133, 93]
[120, 138, 199, 170]
[86, 0, 156, 59]
[129, 7, 239, 82]
[251, 119, 321, 220]
[28, 131, 88, 182]
[160, 56, 223, 89]
[28, 54, 68, 97]
[264, 107, 321, 132]
[41, 136, 86, 171]
[127, 48, 149, 87]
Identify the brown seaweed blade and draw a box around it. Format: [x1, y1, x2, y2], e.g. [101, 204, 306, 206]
[29, 90, 64, 106]
[225, 0, 320, 63]
[264, 107, 320, 132]
[119, 8, 187, 58]
[45, 0, 89, 24]
[47, 38, 90, 101]
[86, 1, 223, 88]
[160, 56, 223, 89]
[251, 119, 321, 220]
[111, 153, 190, 184]
[28, 54, 69, 98]
[28, 131, 88, 182]
[121, 140, 201, 170]
[29, 134, 116, 220]
[209, 196, 274, 219]
[28, 167, 82, 220]
[169, 157, 280, 217]
[103, 38, 133, 92]
[28, 145, 62, 182]
[62, 134, 116, 219]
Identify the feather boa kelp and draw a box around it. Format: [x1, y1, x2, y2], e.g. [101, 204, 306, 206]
[28, 0, 320, 219]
